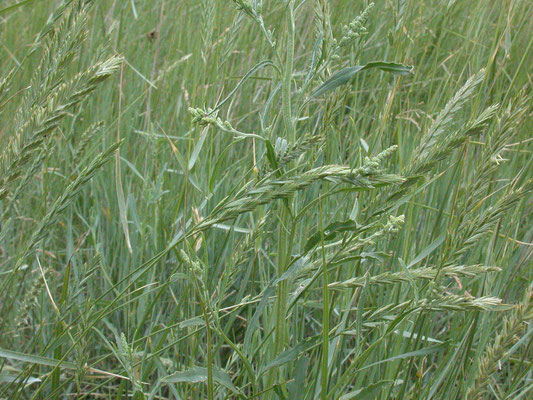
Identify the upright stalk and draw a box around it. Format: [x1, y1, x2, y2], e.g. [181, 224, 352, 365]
[193, 270, 214, 400]
[202, 303, 214, 400]
[271, 1, 296, 395]
[282, 0, 295, 142]
[319, 200, 329, 399]
[276, 1, 296, 349]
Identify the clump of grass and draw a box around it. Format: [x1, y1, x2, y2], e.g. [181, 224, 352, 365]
[0, 1, 121, 394]
[468, 289, 533, 399]
[0, 0, 531, 399]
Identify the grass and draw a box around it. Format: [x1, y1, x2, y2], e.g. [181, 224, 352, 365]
[0, 0, 531, 399]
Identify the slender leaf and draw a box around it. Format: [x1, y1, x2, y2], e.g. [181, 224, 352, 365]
[308, 61, 413, 99]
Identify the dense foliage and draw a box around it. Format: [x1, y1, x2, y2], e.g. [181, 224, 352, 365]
[0, 1, 531, 399]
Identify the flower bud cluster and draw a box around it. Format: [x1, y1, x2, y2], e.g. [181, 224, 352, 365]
[339, 3, 375, 48]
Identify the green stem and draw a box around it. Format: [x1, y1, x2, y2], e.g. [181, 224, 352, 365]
[193, 272, 214, 400]
[282, 1, 295, 142]
[269, 2, 296, 396]
[277, 0, 296, 347]
[213, 322, 258, 394]
[319, 200, 329, 399]
[203, 302, 214, 400]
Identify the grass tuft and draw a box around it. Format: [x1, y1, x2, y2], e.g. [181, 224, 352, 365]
[0, 0, 531, 399]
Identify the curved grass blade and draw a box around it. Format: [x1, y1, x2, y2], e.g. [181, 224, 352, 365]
[0, 348, 129, 381]
[307, 61, 413, 100]
[212, 60, 279, 114]
[0, 0, 41, 16]
[162, 366, 240, 395]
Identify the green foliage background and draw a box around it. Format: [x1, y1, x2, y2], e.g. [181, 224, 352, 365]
[0, 0, 531, 399]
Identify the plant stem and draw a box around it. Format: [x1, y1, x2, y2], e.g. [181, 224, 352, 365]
[282, 0, 295, 142]
[270, 2, 297, 395]
[320, 200, 329, 399]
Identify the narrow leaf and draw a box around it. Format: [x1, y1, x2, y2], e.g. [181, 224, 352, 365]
[288, 357, 308, 400]
[339, 380, 397, 400]
[0, 348, 129, 380]
[407, 233, 446, 268]
[261, 345, 302, 375]
[0, 348, 76, 369]
[163, 366, 240, 395]
[308, 61, 413, 99]
[188, 126, 209, 171]
[305, 219, 360, 252]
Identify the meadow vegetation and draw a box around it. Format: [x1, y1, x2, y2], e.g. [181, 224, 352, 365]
[0, 0, 531, 399]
